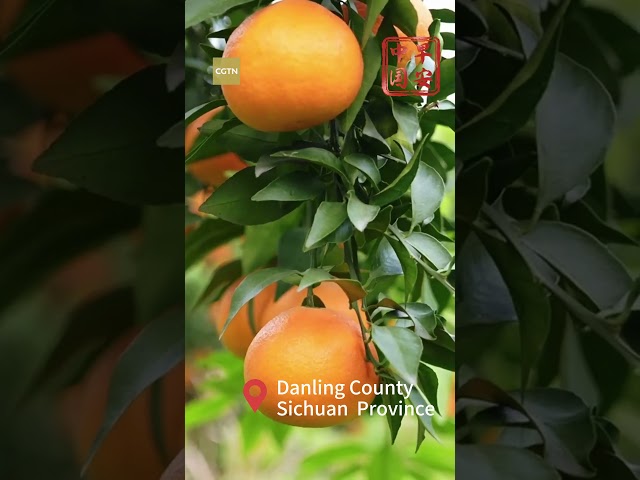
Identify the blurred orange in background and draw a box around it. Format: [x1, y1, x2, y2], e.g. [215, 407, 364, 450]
[5, 33, 148, 114]
[58, 329, 184, 480]
[185, 107, 246, 187]
[0, 0, 26, 40]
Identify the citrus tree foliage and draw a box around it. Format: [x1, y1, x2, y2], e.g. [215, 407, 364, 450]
[457, 0, 640, 477]
[0, 0, 184, 477]
[185, 0, 456, 461]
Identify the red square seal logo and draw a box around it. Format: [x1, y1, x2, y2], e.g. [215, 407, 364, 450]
[382, 36, 441, 97]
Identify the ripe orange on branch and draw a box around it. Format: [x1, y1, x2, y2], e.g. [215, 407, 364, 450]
[185, 107, 246, 187]
[211, 280, 364, 358]
[244, 306, 379, 427]
[222, 0, 364, 132]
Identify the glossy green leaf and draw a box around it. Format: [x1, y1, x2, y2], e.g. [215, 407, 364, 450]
[252, 171, 325, 202]
[304, 202, 348, 251]
[347, 191, 380, 232]
[372, 326, 423, 386]
[410, 162, 445, 229]
[201, 167, 300, 225]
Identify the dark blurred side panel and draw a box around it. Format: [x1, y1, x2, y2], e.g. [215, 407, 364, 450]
[456, 0, 640, 478]
[0, 1, 185, 479]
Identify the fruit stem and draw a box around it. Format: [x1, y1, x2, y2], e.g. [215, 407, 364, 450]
[306, 200, 318, 306]
[329, 119, 341, 155]
[344, 237, 381, 368]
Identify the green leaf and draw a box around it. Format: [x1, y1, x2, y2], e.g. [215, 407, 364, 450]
[185, 100, 226, 123]
[387, 236, 418, 302]
[185, 0, 255, 28]
[270, 148, 347, 180]
[252, 171, 325, 202]
[242, 207, 304, 273]
[421, 108, 455, 130]
[410, 162, 445, 229]
[347, 191, 380, 232]
[510, 18, 616, 221]
[135, 206, 184, 323]
[304, 202, 349, 251]
[382, 381, 405, 444]
[362, 0, 388, 47]
[384, 0, 419, 36]
[405, 375, 438, 441]
[431, 8, 455, 23]
[195, 260, 243, 308]
[457, 0, 487, 36]
[195, 124, 288, 165]
[457, 445, 561, 480]
[184, 219, 243, 270]
[533, 55, 615, 220]
[371, 138, 425, 206]
[431, 58, 456, 102]
[185, 396, 233, 430]
[457, 157, 491, 246]
[457, 0, 571, 162]
[369, 237, 403, 280]
[300, 444, 367, 477]
[278, 229, 312, 272]
[185, 117, 242, 165]
[222, 268, 299, 337]
[297, 269, 367, 302]
[0, 0, 57, 60]
[404, 303, 437, 340]
[478, 229, 551, 390]
[521, 389, 596, 477]
[0, 191, 139, 313]
[361, 111, 391, 155]
[82, 310, 184, 474]
[366, 205, 393, 236]
[391, 101, 419, 145]
[417, 363, 440, 414]
[372, 326, 423, 385]
[561, 201, 636, 246]
[157, 120, 184, 148]
[522, 222, 632, 310]
[34, 66, 183, 204]
[405, 232, 452, 270]
[343, 154, 382, 186]
[421, 337, 455, 371]
[341, 37, 382, 132]
[201, 167, 300, 225]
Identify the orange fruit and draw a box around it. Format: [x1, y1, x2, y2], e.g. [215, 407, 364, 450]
[5, 33, 147, 113]
[206, 243, 235, 266]
[343, 0, 433, 68]
[244, 307, 379, 427]
[186, 188, 212, 218]
[261, 281, 364, 327]
[185, 107, 246, 186]
[222, 0, 363, 132]
[1, 115, 67, 183]
[58, 330, 183, 480]
[210, 279, 277, 357]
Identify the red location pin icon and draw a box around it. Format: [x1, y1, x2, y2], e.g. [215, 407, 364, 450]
[243, 379, 267, 412]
